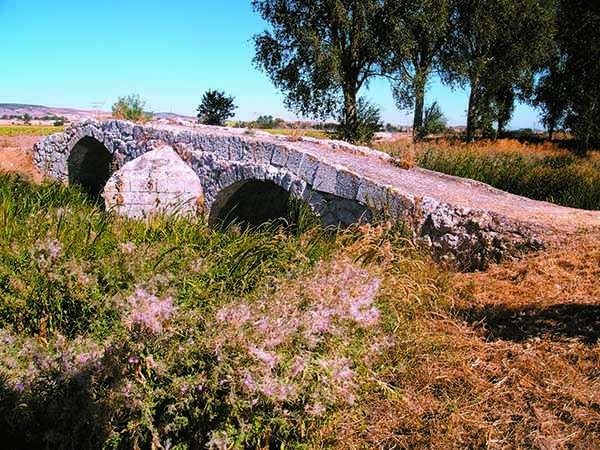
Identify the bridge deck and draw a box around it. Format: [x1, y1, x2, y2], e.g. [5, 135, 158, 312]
[160, 124, 600, 234]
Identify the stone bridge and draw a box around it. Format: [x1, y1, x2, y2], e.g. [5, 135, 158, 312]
[33, 120, 600, 270]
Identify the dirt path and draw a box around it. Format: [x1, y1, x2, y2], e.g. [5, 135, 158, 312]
[0, 136, 43, 182]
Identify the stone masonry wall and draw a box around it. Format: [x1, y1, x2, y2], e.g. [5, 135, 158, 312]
[33, 120, 546, 270]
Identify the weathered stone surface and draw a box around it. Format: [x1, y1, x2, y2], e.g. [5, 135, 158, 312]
[33, 119, 600, 270]
[103, 146, 203, 219]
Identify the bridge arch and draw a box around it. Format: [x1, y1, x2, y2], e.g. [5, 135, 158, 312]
[67, 136, 113, 198]
[208, 179, 295, 227]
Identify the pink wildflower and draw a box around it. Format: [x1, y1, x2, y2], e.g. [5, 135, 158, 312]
[290, 356, 307, 378]
[120, 241, 137, 254]
[123, 289, 175, 334]
[216, 303, 251, 328]
[242, 372, 256, 391]
[305, 402, 326, 417]
[248, 346, 278, 369]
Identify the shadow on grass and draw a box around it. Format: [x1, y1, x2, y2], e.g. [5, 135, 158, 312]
[461, 303, 600, 345]
[0, 367, 112, 450]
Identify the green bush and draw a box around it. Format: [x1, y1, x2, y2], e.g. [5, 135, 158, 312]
[112, 94, 152, 122]
[334, 98, 382, 145]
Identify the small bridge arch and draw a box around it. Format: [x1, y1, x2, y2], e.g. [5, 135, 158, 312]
[67, 135, 113, 198]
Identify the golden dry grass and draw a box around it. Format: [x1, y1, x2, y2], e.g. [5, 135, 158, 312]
[328, 232, 600, 449]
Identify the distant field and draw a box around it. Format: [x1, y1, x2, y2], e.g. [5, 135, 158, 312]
[0, 125, 64, 137]
[263, 128, 331, 140]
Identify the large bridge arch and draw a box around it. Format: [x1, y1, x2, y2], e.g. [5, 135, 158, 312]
[209, 179, 294, 227]
[67, 136, 113, 198]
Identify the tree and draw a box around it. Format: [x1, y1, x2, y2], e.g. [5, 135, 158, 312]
[252, 0, 388, 143]
[384, 0, 451, 142]
[441, 0, 555, 141]
[196, 90, 237, 126]
[555, 0, 600, 154]
[533, 55, 568, 141]
[418, 101, 447, 139]
[254, 115, 285, 129]
[112, 94, 151, 122]
[22, 113, 32, 125]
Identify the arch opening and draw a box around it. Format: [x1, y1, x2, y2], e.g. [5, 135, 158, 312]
[210, 180, 298, 228]
[67, 136, 112, 198]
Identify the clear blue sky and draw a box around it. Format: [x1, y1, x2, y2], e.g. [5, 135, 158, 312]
[0, 0, 541, 128]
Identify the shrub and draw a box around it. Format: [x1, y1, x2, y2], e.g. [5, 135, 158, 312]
[334, 98, 382, 145]
[418, 101, 447, 140]
[197, 90, 237, 126]
[112, 94, 152, 122]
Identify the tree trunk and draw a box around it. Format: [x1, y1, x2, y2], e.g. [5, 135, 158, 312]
[548, 126, 554, 142]
[413, 82, 425, 143]
[577, 132, 589, 157]
[343, 88, 358, 128]
[466, 82, 478, 142]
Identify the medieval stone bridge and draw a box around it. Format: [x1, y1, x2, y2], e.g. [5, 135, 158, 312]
[33, 120, 600, 270]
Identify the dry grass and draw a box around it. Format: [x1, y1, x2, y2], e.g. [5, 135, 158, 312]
[329, 232, 600, 449]
[0, 125, 64, 137]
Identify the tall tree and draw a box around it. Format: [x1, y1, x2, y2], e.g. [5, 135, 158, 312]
[252, 0, 388, 143]
[555, 0, 600, 154]
[441, 0, 555, 141]
[384, 0, 451, 142]
[533, 55, 568, 141]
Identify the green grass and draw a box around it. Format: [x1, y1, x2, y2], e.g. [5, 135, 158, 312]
[263, 128, 331, 140]
[0, 125, 64, 137]
[0, 172, 599, 448]
[417, 147, 600, 210]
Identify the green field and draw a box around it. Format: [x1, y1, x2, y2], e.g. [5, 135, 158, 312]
[0, 125, 65, 137]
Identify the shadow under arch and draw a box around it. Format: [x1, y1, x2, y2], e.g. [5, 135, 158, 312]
[67, 136, 112, 198]
[209, 179, 300, 228]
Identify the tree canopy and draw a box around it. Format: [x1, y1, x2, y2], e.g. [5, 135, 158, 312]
[385, 0, 451, 141]
[252, 0, 388, 142]
[197, 90, 237, 126]
[440, 0, 555, 141]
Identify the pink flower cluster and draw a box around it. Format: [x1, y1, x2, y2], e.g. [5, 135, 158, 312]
[212, 259, 383, 410]
[33, 238, 63, 268]
[123, 289, 175, 334]
[119, 241, 137, 255]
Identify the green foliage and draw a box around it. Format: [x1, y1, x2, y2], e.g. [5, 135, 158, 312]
[386, 0, 451, 140]
[111, 94, 152, 122]
[441, 0, 556, 140]
[419, 101, 447, 139]
[334, 98, 382, 144]
[553, 0, 600, 154]
[253, 115, 284, 129]
[252, 0, 388, 139]
[197, 90, 237, 126]
[0, 173, 430, 449]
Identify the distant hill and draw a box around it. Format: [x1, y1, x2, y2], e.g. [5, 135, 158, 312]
[0, 103, 101, 120]
[0, 103, 195, 122]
